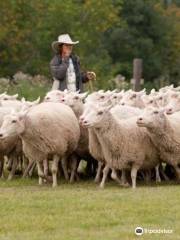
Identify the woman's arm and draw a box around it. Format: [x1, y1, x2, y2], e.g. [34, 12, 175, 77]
[50, 55, 69, 80]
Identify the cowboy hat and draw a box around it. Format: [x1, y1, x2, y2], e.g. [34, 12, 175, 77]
[52, 34, 79, 52]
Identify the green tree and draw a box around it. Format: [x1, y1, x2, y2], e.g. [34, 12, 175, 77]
[0, 0, 119, 90]
[104, 0, 180, 87]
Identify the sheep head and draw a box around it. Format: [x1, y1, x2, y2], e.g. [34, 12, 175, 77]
[0, 111, 26, 139]
[136, 107, 166, 130]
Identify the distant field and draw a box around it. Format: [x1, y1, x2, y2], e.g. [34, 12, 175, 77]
[0, 178, 179, 240]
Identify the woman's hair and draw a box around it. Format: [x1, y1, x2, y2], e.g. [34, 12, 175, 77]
[58, 44, 63, 55]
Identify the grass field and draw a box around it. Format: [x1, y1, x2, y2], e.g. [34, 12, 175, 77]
[0, 178, 179, 240]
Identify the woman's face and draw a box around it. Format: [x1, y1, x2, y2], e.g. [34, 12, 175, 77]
[61, 44, 73, 57]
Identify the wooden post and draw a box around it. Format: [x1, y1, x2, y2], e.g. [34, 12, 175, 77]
[133, 58, 143, 91]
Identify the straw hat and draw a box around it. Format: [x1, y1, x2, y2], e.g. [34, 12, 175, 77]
[52, 34, 79, 52]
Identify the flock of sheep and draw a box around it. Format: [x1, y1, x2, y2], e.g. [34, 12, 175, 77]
[0, 85, 180, 188]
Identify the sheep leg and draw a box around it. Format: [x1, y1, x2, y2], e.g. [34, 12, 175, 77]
[37, 161, 44, 185]
[94, 161, 103, 183]
[23, 161, 34, 178]
[7, 156, 13, 171]
[159, 164, 169, 181]
[23, 155, 29, 170]
[120, 170, 130, 187]
[131, 166, 138, 189]
[99, 165, 110, 189]
[70, 155, 78, 183]
[145, 170, 151, 183]
[29, 161, 36, 177]
[155, 164, 161, 183]
[43, 159, 49, 177]
[174, 165, 180, 181]
[0, 155, 4, 178]
[111, 169, 130, 187]
[111, 169, 121, 184]
[52, 154, 59, 187]
[8, 156, 18, 180]
[75, 172, 80, 181]
[18, 155, 23, 172]
[61, 157, 69, 181]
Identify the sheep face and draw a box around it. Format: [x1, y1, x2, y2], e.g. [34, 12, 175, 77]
[44, 90, 64, 102]
[80, 106, 109, 128]
[0, 114, 25, 139]
[165, 97, 180, 115]
[136, 108, 166, 129]
[120, 91, 145, 108]
[142, 95, 158, 108]
[62, 92, 87, 111]
[0, 93, 18, 101]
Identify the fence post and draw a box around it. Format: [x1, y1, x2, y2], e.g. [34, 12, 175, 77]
[133, 58, 143, 91]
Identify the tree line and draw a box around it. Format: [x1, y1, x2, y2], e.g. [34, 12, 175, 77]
[0, 0, 180, 90]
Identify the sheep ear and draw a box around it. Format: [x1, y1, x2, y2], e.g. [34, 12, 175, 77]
[113, 89, 118, 93]
[141, 88, 146, 93]
[12, 94, 18, 99]
[79, 92, 88, 100]
[21, 97, 25, 103]
[63, 89, 69, 94]
[33, 97, 40, 104]
[98, 90, 104, 93]
[0, 93, 5, 98]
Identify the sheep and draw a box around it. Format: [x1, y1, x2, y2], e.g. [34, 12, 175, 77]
[0, 102, 80, 187]
[44, 90, 65, 102]
[0, 134, 22, 180]
[141, 95, 159, 108]
[21, 97, 41, 109]
[80, 104, 160, 188]
[62, 91, 98, 179]
[0, 99, 23, 111]
[80, 102, 143, 185]
[165, 94, 180, 114]
[0, 106, 24, 179]
[0, 93, 18, 101]
[137, 107, 180, 179]
[120, 89, 146, 108]
[0, 97, 41, 179]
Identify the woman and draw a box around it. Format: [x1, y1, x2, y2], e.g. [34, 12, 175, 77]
[50, 34, 96, 92]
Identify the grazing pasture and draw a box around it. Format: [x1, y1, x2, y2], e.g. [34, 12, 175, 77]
[0, 179, 179, 240]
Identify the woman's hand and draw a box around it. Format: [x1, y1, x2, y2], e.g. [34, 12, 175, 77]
[86, 71, 96, 81]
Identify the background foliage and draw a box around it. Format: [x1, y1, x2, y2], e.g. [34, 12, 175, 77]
[0, 0, 180, 95]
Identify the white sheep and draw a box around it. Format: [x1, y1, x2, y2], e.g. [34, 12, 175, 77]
[0, 93, 18, 101]
[0, 102, 80, 187]
[62, 91, 98, 179]
[120, 89, 146, 108]
[137, 107, 180, 179]
[80, 104, 160, 188]
[44, 89, 66, 102]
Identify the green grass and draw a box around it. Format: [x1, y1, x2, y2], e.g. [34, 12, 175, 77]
[0, 178, 179, 240]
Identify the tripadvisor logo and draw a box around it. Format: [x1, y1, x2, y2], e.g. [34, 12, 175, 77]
[135, 227, 144, 236]
[135, 226, 173, 236]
